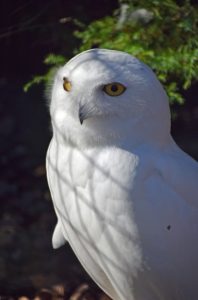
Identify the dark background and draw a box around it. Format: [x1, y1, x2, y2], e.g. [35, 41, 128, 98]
[0, 0, 197, 298]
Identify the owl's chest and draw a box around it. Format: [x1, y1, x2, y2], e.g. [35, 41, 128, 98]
[48, 143, 90, 209]
[55, 144, 97, 192]
[47, 139, 139, 222]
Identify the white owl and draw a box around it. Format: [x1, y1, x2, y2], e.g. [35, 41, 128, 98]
[46, 49, 198, 300]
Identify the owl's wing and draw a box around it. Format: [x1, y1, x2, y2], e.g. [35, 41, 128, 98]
[46, 139, 68, 248]
[158, 143, 198, 207]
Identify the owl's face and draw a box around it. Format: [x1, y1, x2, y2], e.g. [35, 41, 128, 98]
[50, 49, 170, 147]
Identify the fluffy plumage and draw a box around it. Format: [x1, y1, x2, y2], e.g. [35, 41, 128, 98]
[46, 49, 198, 300]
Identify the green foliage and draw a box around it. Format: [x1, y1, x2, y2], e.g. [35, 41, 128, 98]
[25, 0, 198, 105]
[75, 0, 198, 104]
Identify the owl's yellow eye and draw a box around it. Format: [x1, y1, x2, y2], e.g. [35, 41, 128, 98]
[103, 82, 126, 96]
[63, 77, 72, 92]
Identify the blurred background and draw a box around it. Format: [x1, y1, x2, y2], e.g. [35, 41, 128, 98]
[0, 0, 197, 299]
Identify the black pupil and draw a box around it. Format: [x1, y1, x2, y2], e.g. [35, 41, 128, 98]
[111, 84, 118, 92]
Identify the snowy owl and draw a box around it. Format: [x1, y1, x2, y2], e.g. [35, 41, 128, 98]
[46, 49, 198, 300]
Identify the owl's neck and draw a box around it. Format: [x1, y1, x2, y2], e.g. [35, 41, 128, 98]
[52, 112, 171, 151]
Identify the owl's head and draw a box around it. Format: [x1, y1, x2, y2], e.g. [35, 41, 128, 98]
[50, 49, 171, 148]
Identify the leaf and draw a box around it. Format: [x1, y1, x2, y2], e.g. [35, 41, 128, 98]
[23, 76, 45, 92]
[44, 54, 65, 66]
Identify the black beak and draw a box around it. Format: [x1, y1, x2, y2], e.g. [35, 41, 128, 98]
[79, 104, 91, 125]
[79, 111, 84, 125]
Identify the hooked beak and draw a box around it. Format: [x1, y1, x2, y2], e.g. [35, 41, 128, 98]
[78, 103, 97, 125]
[79, 104, 89, 125]
[79, 109, 84, 125]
